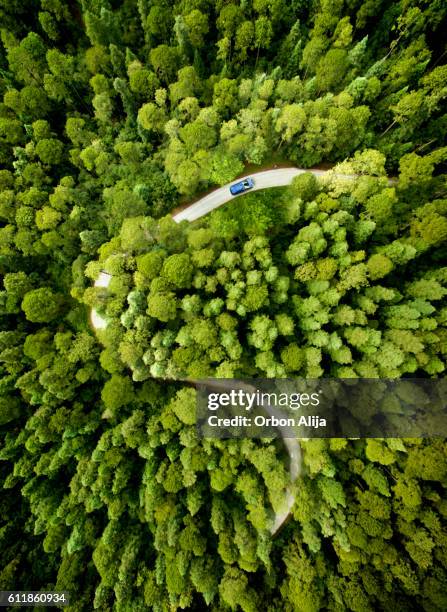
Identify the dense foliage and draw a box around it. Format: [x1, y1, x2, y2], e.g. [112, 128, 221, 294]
[1, 0, 447, 610]
[93, 166, 447, 382]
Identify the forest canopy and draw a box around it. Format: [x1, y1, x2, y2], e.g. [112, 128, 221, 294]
[0, 1, 447, 611]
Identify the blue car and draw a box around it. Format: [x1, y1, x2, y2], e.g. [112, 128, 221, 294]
[230, 177, 254, 195]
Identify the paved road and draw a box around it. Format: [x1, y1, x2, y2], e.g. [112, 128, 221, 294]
[94, 165, 389, 329]
[94, 168, 347, 327]
[263, 408, 302, 534]
[92, 165, 394, 532]
[91, 271, 112, 330]
[172, 167, 360, 222]
[91, 168, 306, 535]
[194, 379, 302, 535]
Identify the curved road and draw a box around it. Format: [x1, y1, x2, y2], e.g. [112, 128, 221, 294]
[173, 167, 361, 222]
[91, 271, 112, 330]
[91, 165, 391, 532]
[264, 408, 302, 534]
[93, 164, 393, 326]
[196, 379, 302, 535]
[94, 167, 346, 327]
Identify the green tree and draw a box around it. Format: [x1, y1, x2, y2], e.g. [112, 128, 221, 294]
[101, 375, 134, 414]
[35, 138, 64, 165]
[184, 10, 209, 48]
[161, 253, 193, 288]
[137, 102, 167, 133]
[150, 45, 180, 83]
[21, 287, 63, 323]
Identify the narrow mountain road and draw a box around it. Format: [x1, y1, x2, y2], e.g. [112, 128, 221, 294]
[91, 271, 112, 330]
[172, 167, 361, 222]
[92, 164, 393, 532]
[194, 379, 302, 535]
[262, 404, 302, 534]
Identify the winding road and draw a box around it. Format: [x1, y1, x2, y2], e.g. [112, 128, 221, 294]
[91, 164, 390, 533]
[172, 167, 358, 222]
[91, 271, 112, 330]
[93, 166, 354, 328]
[92, 166, 386, 329]
[196, 379, 302, 534]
